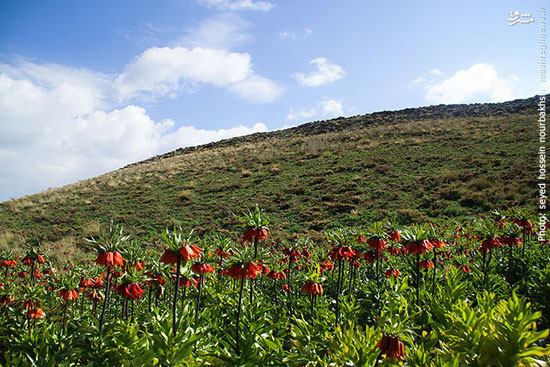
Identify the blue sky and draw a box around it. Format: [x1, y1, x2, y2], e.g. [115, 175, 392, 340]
[0, 0, 546, 200]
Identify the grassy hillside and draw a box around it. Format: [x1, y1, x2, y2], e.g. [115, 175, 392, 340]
[0, 97, 539, 258]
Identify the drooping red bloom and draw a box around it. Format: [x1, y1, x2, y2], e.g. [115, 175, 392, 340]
[245, 261, 263, 279]
[431, 239, 445, 249]
[22, 256, 33, 266]
[282, 248, 302, 260]
[500, 236, 521, 247]
[96, 251, 125, 268]
[116, 283, 145, 299]
[281, 284, 290, 293]
[91, 277, 104, 288]
[0, 259, 17, 267]
[387, 247, 401, 256]
[368, 238, 387, 250]
[377, 334, 405, 361]
[80, 278, 93, 288]
[461, 265, 471, 273]
[147, 273, 165, 286]
[328, 246, 355, 261]
[388, 230, 401, 242]
[27, 308, 45, 319]
[385, 268, 402, 277]
[58, 289, 79, 301]
[403, 240, 433, 255]
[191, 263, 215, 274]
[481, 238, 502, 251]
[300, 281, 323, 295]
[419, 260, 434, 269]
[133, 260, 145, 271]
[357, 236, 367, 244]
[267, 270, 286, 280]
[302, 248, 311, 258]
[160, 249, 179, 265]
[86, 289, 105, 302]
[180, 245, 203, 261]
[242, 228, 268, 243]
[178, 276, 198, 288]
[36, 255, 46, 264]
[227, 264, 245, 280]
[320, 260, 334, 272]
[214, 249, 229, 258]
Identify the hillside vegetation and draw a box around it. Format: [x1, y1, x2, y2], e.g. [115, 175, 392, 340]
[0, 97, 539, 258]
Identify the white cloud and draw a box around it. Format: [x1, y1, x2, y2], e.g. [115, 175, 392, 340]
[198, 0, 274, 11]
[115, 46, 280, 103]
[429, 68, 442, 76]
[181, 13, 251, 49]
[293, 57, 346, 87]
[424, 63, 517, 104]
[228, 75, 282, 103]
[287, 99, 344, 121]
[279, 28, 312, 41]
[115, 47, 252, 100]
[0, 61, 269, 200]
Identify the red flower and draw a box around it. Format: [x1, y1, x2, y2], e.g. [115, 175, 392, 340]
[86, 289, 104, 302]
[96, 251, 125, 268]
[461, 265, 471, 273]
[227, 264, 245, 280]
[357, 236, 367, 243]
[388, 230, 401, 242]
[191, 263, 215, 274]
[500, 236, 521, 247]
[242, 228, 269, 243]
[22, 256, 32, 266]
[267, 270, 286, 280]
[58, 289, 79, 301]
[160, 249, 179, 265]
[368, 238, 387, 250]
[320, 260, 334, 272]
[419, 260, 434, 269]
[300, 281, 323, 295]
[281, 284, 290, 293]
[328, 246, 355, 261]
[80, 278, 93, 288]
[180, 245, 203, 261]
[178, 276, 197, 288]
[481, 238, 502, 251]
[116, 283, 145, 299]
[27, 308, 45, 319]
[431, 239, 445, 249]
[245, 261, 263, 279]
[282, 248, 302, 260]
[0, 259, 17, 267]
[385, 269, 402, 277]
[403, 240, 433, 255]
[377, 334, 405, 361]
[36, 255, 46, 264]
[214, 249, 229, 258]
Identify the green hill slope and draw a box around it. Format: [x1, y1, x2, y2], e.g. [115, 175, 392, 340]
[0, 97, 539, 255]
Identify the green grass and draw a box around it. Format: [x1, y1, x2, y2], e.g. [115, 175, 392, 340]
[0, 97, 540, 255]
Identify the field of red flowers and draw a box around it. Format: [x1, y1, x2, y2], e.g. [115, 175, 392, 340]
[1, 207, 549, 366]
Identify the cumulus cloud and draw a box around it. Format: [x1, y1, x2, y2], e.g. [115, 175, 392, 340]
[293, 57, 346, 87]
[0, 61, 269, 200]
[115, 46, 280, 103]
[228, 75, 282, 103]
[279, 28, 312, 41]
[115, 47, 252, 100]
[181, 13, 251, 49]
[198, 0, 274, 12]
[287, 99, 344, 121]
[422, 63, 517, 104]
